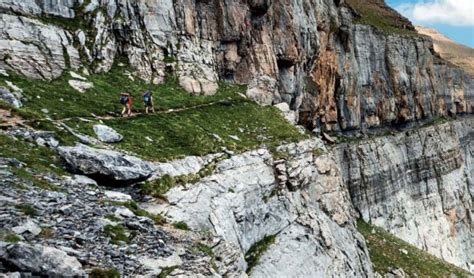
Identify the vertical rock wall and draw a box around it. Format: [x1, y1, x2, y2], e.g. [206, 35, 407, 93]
[336, 118, 474, 271]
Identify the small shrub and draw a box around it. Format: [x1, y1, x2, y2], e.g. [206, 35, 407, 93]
[15, 203, 37, 216]
[195, 243, 214, 257]
[245, 235, 276, 274]
[103, 224, 129, 244]
[172, 221, 190, 231]
[158, 266, 178, 278]
[141, 175, 176, 198]
[0, 230, 21, 243]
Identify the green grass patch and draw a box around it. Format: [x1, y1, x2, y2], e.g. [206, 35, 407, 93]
[0, 134, 64, 175]
[89, 268, 121, 278]
[2, 59, 305, 162]
[2, 66, 244, 120]
[357, 219, 471, 277]
[172, 221, 189, 231]
[142, 162, 218, 197]
[15, 203, 37, 216]
[245, 234, 276, 274]
[2, 61, 306, 162]
[0, 230, 22, 243]
[75, 100, 306, 161]
[104, 214, 121, 222]
[103, 224, 129, 244]
[112, 201, 165, 225]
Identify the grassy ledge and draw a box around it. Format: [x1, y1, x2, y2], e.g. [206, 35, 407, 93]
[357, 219, 471, 277]
[346, 0, 418, 36]
[71, 99, 307, 161]
[1, 64, 307, 162]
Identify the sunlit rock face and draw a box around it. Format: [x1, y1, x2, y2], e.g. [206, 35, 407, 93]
[142, 139, 374, 277]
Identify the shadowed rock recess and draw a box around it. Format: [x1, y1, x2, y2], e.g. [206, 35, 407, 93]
[0, 0, 473, 277]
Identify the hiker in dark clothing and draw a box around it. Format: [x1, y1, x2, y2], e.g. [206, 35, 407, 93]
[143, 91, 155, 114]
[120, 92, 132, 117]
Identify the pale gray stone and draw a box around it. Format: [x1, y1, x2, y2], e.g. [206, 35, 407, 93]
[58, 144, 154, 183]
[0, 243, 85, 276]
[93, 124, 123, 143]
[68, 80, 94, 93]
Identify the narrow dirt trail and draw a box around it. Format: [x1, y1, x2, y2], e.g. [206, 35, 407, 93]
[39, 99, 232, 123]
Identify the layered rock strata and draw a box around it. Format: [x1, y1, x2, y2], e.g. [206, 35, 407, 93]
[336, 117, 474, 271]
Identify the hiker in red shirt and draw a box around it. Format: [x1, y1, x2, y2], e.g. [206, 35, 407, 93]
[120, 92, 133, 117]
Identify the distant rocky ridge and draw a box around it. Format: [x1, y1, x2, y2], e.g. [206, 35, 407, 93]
[416, 26, 474, 77]
[0, 0, 472, 132]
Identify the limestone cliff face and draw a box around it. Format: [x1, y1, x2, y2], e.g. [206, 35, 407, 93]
[336, 118, 474, 271]
[142, 139, 374, 277]
[0, 0, 472, 131]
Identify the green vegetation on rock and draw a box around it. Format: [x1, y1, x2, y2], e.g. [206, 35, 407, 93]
[89, 268, 121, 278]
[103, 224, 129, 244]
[73, 99, 306, 161]
[15, 203, 37, 216]
[172, 221, 190, 231]
[245, 234, 276, 274]
[158, 266, 178, 278]
[0, 230, 22, 243]
[357, 219, 471, 277]
[0, 134, 65, 190]
[111, 201, 165, 225]
[2, 67, 243, 120]
[142, 161, 219, 197]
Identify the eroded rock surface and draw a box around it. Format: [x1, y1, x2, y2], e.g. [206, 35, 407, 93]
[143, 139, 374, 276]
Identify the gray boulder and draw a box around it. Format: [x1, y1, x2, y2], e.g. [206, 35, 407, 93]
[58, 144, 153, 183]
[0, 87, 21, 108]
[0, 242, 85, 277]
[93, 124, 123, 143]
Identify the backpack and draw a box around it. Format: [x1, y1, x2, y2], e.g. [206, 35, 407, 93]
[143, 91, 151, 103]
[120, 95, 129, 105]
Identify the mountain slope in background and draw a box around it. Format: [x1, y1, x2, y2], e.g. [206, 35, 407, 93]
[416, 26, 474, 77]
